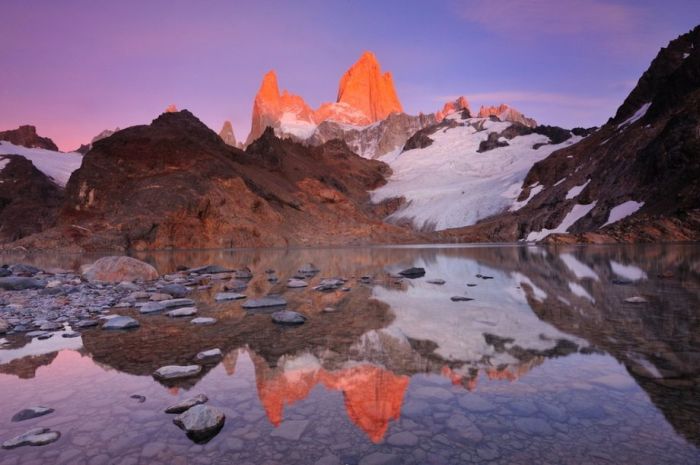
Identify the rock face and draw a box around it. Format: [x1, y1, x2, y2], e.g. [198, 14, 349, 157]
[477, 104, 537, 128]
[0, 155, 64, 242]
[0, 125, 58, 151]
[218, 120, 238, 147]
[436, 96, 471, 121]
[12, 110, 413, 251]
[75, 128, 120, 154]
[444, 25, 700, 243]
[245, 51, 404, 147]
[322, 51, 403, 125]
[82, 256, 158, 283]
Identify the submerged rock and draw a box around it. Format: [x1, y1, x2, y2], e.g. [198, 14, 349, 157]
[271, 310, 306, 325]
[2, 428, 60, 449]
[11, 406, 54, 422]
[101, 316, 140, 330]
[165, 394, 209, 414]
[82, 256, 158, 283]
[173, 405, 225, 442]
[242, 295, 287, 309]
[153, 365, 202, 381]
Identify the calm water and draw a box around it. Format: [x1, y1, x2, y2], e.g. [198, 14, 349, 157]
[0, 244, 699, 465]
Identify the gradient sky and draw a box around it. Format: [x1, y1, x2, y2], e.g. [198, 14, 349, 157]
[2, 0, 699, 151]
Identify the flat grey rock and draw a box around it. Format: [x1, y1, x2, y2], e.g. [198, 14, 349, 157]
[139, 302, 166, 314]
[167, 307, 197, 317]
[161, 298, 196, 308]
[153, 365, 202, 380]
[427, 278, 446, 285]
[271, 310, 306, 325]
[242, 295, 287, 309]
[2, 428, 60, 449]
[195, 348, 222, 363]
[286, 279, 308, 288]
[160, 283, 188, 298]
[101, 316, 139, 330]
[191, 317, 217, 325]
[165, 394, 209, 414]
[173, 405, 225, 442]
[451, 296, 474, 302]
[75, 319, 98, 328]
[0, 277, 46, 290]
[214, 292, 246, 301]
[11, 406, 54, 422]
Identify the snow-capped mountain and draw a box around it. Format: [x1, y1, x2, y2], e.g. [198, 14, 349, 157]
[0, 141, 82, 186]
[371, 113, 582, 231]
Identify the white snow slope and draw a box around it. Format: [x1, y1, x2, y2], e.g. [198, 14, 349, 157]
[371, 117, 581, 231]
[0, 141, 82, 186]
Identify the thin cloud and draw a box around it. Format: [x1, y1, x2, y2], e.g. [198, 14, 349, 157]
[436, 91, 613, 109]
[455, 0, 645, 38]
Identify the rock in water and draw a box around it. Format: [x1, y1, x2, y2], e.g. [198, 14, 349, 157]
[161, 298, 196, 308]
[214, 292, 246, 301]
[173, 405, 225, 442]
[271, 311, 306, 325]
[286, 279, 308, 288]
[11, 406, 54, 422]
[298, 263, 320, 274]
[139, 302, 166, 314]
[427, 279, 446, 285]
[242, 295, 287, 309]
[167, 307, 197, 317]
[165, 394, 209, 414]
[83, 256, 158, 283]
[153, 365, 202, 381]
[399, 267, 425, 278]
[191, 317, 217, 325]
[101, 316, 140, 330]
[0, 277, 46, 290]
[2, 428, 60, 449]
[451, 296, 474, 302]
[195, 348, 222, 363]
[234, 267, 253, 279]
[160, 283, 189, 298]
[625, 296, 648, 303]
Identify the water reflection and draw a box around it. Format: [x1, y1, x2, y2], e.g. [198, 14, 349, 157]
[1, 244, 698, 464]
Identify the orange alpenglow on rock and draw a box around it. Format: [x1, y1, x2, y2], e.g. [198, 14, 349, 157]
[436, 96, 471, 121]
[245, 51, 404, 144]
[477, 103, 537, 128]
[165, 104, 178, 113]
[245, 70, 316, 145]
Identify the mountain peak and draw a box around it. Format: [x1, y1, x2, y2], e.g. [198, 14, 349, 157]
[478, 104, 537, 128]
[335, 51, 403, 123]
[219, 120, 237, 147]
[0, 125, 59, 151]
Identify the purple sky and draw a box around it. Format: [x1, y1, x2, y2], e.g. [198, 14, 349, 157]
[1, 0, 698, 151]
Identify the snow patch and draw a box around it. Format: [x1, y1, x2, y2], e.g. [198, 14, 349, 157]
[509, 183, 543, 212]
[560, 253, 599, 281]
[526, 201, 597, 242]
[617, 103, 651, 130]
[512, 272, 547, 302]
[565, 180, 590, 200]
[568, 281, 595, 303]
[0, 142, 82, 186]
[0, 157, 9, 172]
[603, 200, 644, 227]
[610, 260, 647, 281]
[372, 119, 581, 230]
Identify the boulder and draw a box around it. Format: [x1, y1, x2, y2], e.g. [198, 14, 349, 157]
[153, 365, 202, 381]
[172, 405, 225, 442]
[101, 316, 140, 330]
[165, 394, 209, 414]
[82, 256, 158, 283]
[271, 310, 307, 325]
[11, 406, 54, 422]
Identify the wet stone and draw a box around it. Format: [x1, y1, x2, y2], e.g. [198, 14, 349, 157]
[173, 405, 225, 442]
[191, 317, 217, 325]
[215, 292, 246, 301]
[513, 417, 554, 435]
[427, 279, 446, 285]
[271, 310, 306, 325]
[399, 267, 425, 278]
[358, 452, 401, 465]
[0, 277, 46, 290]
[287, 279, 308, 288]
[153, 365, 202, 381]
[167, 307, 198, 317]
[270, 419, 309, 440]
[12, 406, 55, 422]
[457, 395, 496, 412]
[451, 296, 474, 302]
[139, 302, 166, 314]
[242, 295, 287, 309]
[387, 431, 418, 446]
[102, 316, 139, 330]
[161, 298, 196, 308]
[195, 348, 222, 363]
[2, 427, 61, 449]
[165, 394, 209, 414]
[75, 319, 99, 328]
[160, 283, 189, 298]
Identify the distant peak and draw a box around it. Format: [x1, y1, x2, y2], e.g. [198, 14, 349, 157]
[165, 104, 178, 113]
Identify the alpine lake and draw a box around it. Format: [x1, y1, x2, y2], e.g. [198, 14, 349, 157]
[0, 244, 698, 465]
